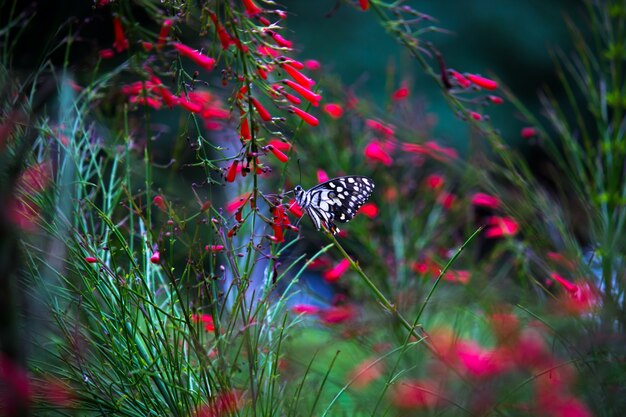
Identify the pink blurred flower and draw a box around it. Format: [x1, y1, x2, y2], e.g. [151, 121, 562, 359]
[484, 216, 519, 238]
[364, 141, 393, 166]
[323, 259, 350, 282]
[359, 202, 379, 218]
[389, 379, 440, 409]
[471, 192, 501, 209]
[348, 358, 383, 389]
[319, 305, 355, 324]
[291, 304, 320, 315]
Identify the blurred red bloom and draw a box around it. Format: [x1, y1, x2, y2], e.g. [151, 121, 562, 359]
[469, 111, 483, 121]
[269, 31, 293, 48]
[288, 199, 304, 218]
[304, 59, 321, 70]
[425, 174, 444, 190]
[150, 251, 161, 264]
[365, 119, 395, 137]
[112, 16, 129, 52]
[173, 43, 215, 70]
[359, 0, 370, 10]
[317, 169, 329, 183]
[437, 191, 456, 209]
[392, 82, 409, 100]
[521, 127, 538, 138]
[448, 70, 471, 88]
[226, 192, 251, 213]
[195, 389, 243, 417]
[85, 256, 98, 264]
[389, 379, 440, 409]
[488, 95, 503, 104]
[443, 269, 469, 284]
[99, 48, 115, 59]
[0, 355, 32, 415]
[348, 358, 383, 389]
[550, 273, 599, 314]
[456, 340, 509, 378]
[359, 202, 379, 218]
[192, 314, 215, 332]
[151, 195, 165, 211]
[471, 192, 501, 208]
[536, 393, 593, 417]
[466, 73, 498, 90]
[488, 311, 520, 345]
[364, 141, 393, 166]
[484, 216, 519, 238]
[323, 259, 350, 282]
[319, 305, 355, 324]
[323, 103, 343, 118]
[157, 19, 172, 49]
[206, 245, 225, 253]
[291, 304, 320, 315]
[242, 0, 262, 16]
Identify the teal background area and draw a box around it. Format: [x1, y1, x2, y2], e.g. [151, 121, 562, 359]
[285, 0, 575, 152]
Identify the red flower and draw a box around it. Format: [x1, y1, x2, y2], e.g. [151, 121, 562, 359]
[392, 82, 409, 100]
[365, 119, 395, 137]
[173, 43, 215, 70]
[226, 192, 251, 213]
[99, 48, 115, 59]
[521, 127, 537, 138]
[267, 145, 289, 163]
[283, 79, 321, 104]
[443, 269, 470, 284]
[448, 70, 471, 88]
[288, 199, 304, 218]
[283, 91, 301, 105]
[153, 195, 167, 211]
[289, 106, 319, 126]
[389, 379, 440, 409]
[258, 45, 279, 57]
[291, 304, 320, 315]
[242, 0, 262, 16]
[484, 216, 519, 238]
[157, 19, 172, 50]
[348, 358, 383, 389]
[192, 314, 215, 332]
[85, 256, 98, 264]
[150, 251, 161, 264]
[550, 273, 599, 314]
[425, 174, 444, 189]
[304, 59, 321, 70]
[206, 245, 225, 253]
[469, 111, 483, 121]
[487, 95, 503, 104]
[323, 103, 343, 118]
[456, 340, 509, 377]
[112, 16, 129, 52]
[282, 63, 315, 87]
[471, 192, 500, 208]
[251, 97, 272, 121]
[268, 138, 292, 152]
[317, 169, 329, 183]
[466, 73, 498, 90]
[323, 258, 350, 282]
[364, 141, 393, 166]
[240, 118, 251, 141]
[225, 160, 239, 182]
[359, 0, 370, 11]
[359, 202, 379, 218]
[319, 305, 355, 324]
[269, 31, 293, 48]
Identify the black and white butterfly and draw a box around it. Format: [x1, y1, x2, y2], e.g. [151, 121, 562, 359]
[293, 176, 375, 234]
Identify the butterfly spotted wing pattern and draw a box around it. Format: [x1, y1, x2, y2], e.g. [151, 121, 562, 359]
[294, 176, 375, 234]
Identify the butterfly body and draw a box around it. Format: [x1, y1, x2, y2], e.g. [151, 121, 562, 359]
[294, 176, 375, 234]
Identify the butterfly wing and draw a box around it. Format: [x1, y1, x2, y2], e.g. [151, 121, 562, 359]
[304, 176, 375, 233]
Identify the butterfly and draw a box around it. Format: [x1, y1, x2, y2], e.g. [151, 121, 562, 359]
[293, 176, 375, 234]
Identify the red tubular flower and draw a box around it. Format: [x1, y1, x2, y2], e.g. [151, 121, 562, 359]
[456, 340, 508, 377]
[226, 192, 251, 213]
[425, 174, 444, 189]
[192, 313, 215, 332]
[348, 358, 383, 389]
[153, 195, 167, 211]
[448, 70, 471, 88]
[319, 305, 355, 324]
[466, 73, 498, 90]
[242, 0, 262, 16]
[85, 256, 98, 264]
[258, 45, 279, 57]
[443, 269, 470, 284]
[389, 379, 439, 409]
[392, 83, 409, 100]
[288, 199, 304, 218]
[282, 63, 315, 87]
[484, 216, 519, 238]
[291, 304, 320, 315]
[279, 57, 304, 69]
[488, 95, 503, 104]
[283, 92, 301, 105]
[521, 127, 537, 138]
[471, 192, 501, 208]
[269, 31, 293, 48]
[304, 59, 321, 70]
[99, 49, 115, 59]
[178, 99, 202, 113]
[157, 19, 172, 50]
[323, 259, 351, 282]
[359, 0, 370, 10]
[225, 160, 239, 182]
[365, 119, 395, 137]
[251, 97, 272, 121]
[173, 43, 215, 70]
[268, 138, 292, 152]
[267, 145, 289, 163]
[289, 106, 319, 126]
[156, 86, 178, 108]
[323, 103, 343, 118]
[206, 245, 225, 253]
[317, 169, 329, 183]
[364, 141, 393, 166]
[359, 203, 379, 218]
[112, 16, 129, 52]
[437, 191, 456, 209]
[150, 251, 160, 264]
[283, 79, 321, 104]
[469, 111, 483, 121]
[142, 41, 153, 51]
